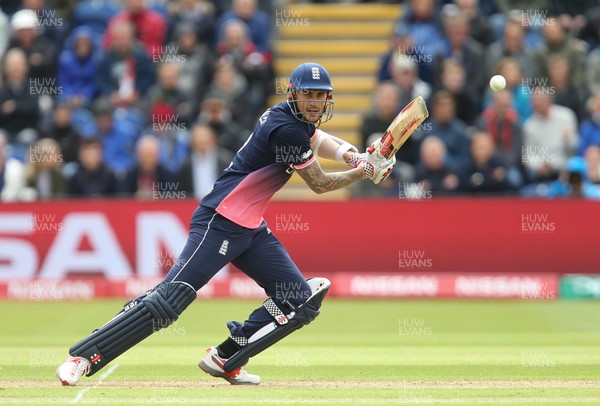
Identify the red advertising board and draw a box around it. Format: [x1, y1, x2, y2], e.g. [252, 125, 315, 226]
[0, 198, 595, 298]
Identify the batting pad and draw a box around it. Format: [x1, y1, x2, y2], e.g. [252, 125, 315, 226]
[69, 282, 196, 376]
[223, 277, 330, 372]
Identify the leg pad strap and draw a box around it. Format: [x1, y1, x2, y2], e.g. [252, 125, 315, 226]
[223, 277, 330, 372]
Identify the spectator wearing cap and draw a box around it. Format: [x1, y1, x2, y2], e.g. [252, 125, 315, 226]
[8, 9, 57, 81]
[57, 26, 100, 108]
[103, 0, 167, 59]
[20, 0, 69, 48]
[377, 22, 434, 85]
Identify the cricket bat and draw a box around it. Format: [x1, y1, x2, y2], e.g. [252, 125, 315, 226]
[369, 96, 429, 160]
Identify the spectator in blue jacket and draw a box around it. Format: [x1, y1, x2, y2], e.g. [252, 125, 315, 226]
[217, 0, 271, 54]
[71, 0, 119, 38]
[418, 90, 470, 166]
[401, 0, 444, 57]
[547, 156, 600, 199]
[377, 22, 434, 86]
[57, 26, 100, 108]
[93, 99, 142, 179]
[578, 92, 600, 156]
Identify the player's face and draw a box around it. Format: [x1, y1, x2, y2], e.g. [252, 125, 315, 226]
[294, 89, 328, 123]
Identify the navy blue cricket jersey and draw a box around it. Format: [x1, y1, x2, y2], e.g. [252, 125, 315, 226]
[201, 102, 316, 229]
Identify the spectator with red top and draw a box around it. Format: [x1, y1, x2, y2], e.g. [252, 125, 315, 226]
[476, 89, 522, 170]
[103, 0, 167, 60]
[144, 62, 193, 125]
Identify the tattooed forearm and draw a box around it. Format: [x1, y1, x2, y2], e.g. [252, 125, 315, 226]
[296, 160, 363, 194]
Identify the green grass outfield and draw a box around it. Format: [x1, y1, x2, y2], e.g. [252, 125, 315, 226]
[0, 298, 599, 405]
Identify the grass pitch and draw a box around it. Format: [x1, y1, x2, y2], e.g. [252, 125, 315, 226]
[0, 298, 599, 405]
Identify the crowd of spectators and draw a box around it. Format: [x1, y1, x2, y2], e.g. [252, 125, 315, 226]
[0, 0, 273, 200]
[1, 0, 600, 201]
[363, 0, 600, 199]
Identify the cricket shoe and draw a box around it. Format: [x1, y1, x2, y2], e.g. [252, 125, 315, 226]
[56, 356, 91, 386]
[198, 347, 261, 385]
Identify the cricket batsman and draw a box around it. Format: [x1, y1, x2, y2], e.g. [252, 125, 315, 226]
[56, 63, 396, 385]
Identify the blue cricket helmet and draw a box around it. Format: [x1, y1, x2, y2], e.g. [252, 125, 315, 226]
[287, 62, 334, 126]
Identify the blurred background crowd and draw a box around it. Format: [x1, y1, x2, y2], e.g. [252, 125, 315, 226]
[0, 0, 599, 201]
